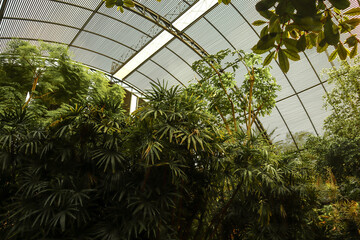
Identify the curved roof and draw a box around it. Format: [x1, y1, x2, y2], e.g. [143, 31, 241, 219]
[0, 0, 344, 147]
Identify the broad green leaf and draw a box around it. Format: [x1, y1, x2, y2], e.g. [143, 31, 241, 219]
[269, 17, 281, 33]
[328, 0, 350, 10]
[256, 0, 276, 12]
[258, 10, 276, 20]
[123, 0, 135, 7]
[117, 6, 124, 12]
[252, 44, 270, 54]
[344, 7, 360, 16]
[263, 51, 275, 66]
[328, 49, 338, 61]
[296, 34, 307, 52]
[337, 42, 348, 60]
[260, 25, 269, 38]
[324, 18, 340, 46]
[343, 18, 360, 28]
[253, 20, 268, 26]
[345, 35, 358, 47]
[306, 32, 317, 48]
[256, 33, 277, 50]
[283, 49, 300, 61]
[349, 43, 358, 59]
[283, 38, 298, 52]
[317, 41, 328, 53]
[278, 49, 289, 73]
[290, 0, 317, 16]
[275, 0, 294, 15]
[105, 0, 116, 8]
[317, 31, 327, 50]
[293, 15, 322, 31]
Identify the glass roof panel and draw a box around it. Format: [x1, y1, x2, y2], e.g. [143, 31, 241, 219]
[125, 71, 155, 91]
[139, 0, 191, 21]
[136, 60, 180, 87]
[58, 0, 101, 9]
[150, 47, 198, 86]
[4, 0, 92, 28]
[298, 86, 331, 135]
[72, 31, 132, 61]
[1, 19, 78, 44]
[184, 17, 233, 54]
[98, 5, 162, 37]
[260, 109, 290, 143]
[166, 39, 202, 67]
[276, 97, 317, 136]
[84, 13, 146, 51]
[283, 55, 321, 93]
[69, 46, 121, 73]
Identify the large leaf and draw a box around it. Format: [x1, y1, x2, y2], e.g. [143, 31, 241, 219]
[290, 0, 317, 16]
[263, 51, 275, 66]
[105, 0, 116, 8]
[328, 0, 350, 10]
[296, 34, 307, 52]
[256, 33, 277, 50]
[324, 18, 340, 46]
[328, 49, 338, 62]
[253, 20, 268, 26]
[337, 42, 349, 60]
[283, 49, 300, 61]
[345, 35, 358, 47]
[255, 0, 277, 12]
[350, 43, 358, 59]
[278, 49, 289, 73]
[344, 7, 360, 16]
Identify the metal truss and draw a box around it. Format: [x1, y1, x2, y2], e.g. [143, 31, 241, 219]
[128, 1, 208, 57]
[111, 0, 208, 75]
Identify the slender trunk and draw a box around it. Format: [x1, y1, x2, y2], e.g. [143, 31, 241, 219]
[208, 62, 238, 132]
[205, 181, 242, 240]
[247, 68, 255, 137]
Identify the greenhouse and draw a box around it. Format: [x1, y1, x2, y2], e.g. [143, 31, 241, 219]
[0, 0, 360, 239]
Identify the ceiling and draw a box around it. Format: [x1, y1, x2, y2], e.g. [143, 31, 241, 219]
[0, 0, 341, 147]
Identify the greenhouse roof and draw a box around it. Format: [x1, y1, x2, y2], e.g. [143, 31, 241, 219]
[1, 0, 355, 146]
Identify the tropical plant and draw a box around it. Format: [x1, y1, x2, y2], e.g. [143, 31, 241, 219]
[187, 49, 280, 137]
[253, 0, 360, 72]
[0, 40, 125, 124]
[0, 40, 339, 240]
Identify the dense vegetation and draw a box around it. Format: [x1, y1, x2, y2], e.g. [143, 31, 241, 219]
[0, 40, 359, 240]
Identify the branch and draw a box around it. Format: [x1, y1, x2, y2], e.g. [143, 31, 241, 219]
[250, 103, 264, 128]
[208, 62, 238, 132]
[247, 67, 255, 137]
[194, 76, 232, 134]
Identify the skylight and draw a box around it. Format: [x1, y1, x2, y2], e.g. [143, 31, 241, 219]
[114, 0, 218, 80]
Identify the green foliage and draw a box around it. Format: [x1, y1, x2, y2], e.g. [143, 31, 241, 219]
[188, 49, 280, 135]
[304, 57, 360, 181]
[0, 81, 318, 240]
[323, 57, 360, 138]
[253, 0, 360, 72]
[1, 40, 353, 240]
[0, 40, 125, 124]
[300, 56, 360, 239]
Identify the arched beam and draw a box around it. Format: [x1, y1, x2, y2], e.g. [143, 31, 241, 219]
[112, 0, 209, 76]
[0, 0, 9, 25]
